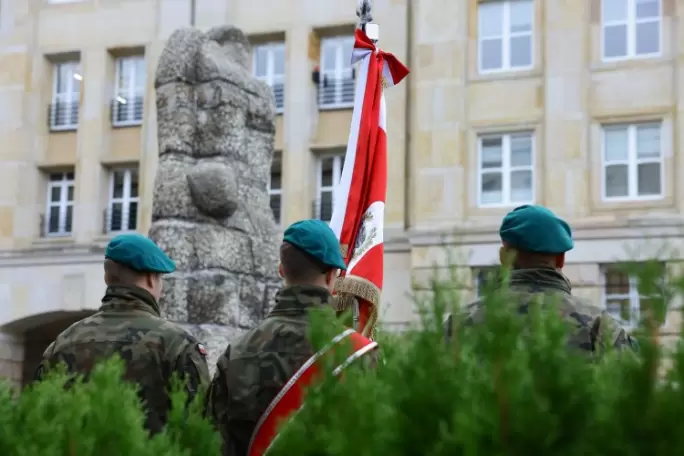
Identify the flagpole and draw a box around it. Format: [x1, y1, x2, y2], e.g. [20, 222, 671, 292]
[351, 0, 376, 333]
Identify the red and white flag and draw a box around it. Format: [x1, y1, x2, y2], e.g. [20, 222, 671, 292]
[329, 28, 409, 337]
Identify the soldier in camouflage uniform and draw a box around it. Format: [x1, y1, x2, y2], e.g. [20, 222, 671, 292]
[34, 233, 211, 434]
[465, 204, 637, 353]
[205, 219, 349, 456]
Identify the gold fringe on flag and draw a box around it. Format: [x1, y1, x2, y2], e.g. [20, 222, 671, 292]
[334, 274, 380, 338]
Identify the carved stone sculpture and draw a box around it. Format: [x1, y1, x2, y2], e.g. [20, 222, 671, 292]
[149, 26, 282, 369]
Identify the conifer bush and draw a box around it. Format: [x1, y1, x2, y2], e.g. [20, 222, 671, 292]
[1, 260, 681, 455]
[0, 356, 220, 455]
[270, 260, 683, 456]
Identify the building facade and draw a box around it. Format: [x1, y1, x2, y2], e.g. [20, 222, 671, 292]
[0, 0, 681, 387]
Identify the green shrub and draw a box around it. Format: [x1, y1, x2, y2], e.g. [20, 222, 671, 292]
[0, 356, 220, 456]
[270, 260, 683, 456]
[1, 261, 681, 455]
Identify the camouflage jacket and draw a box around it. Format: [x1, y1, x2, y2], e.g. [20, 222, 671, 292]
[205, 284, 336, 456]
[34, 285, 211, 434]
[464, 268, 638, 354]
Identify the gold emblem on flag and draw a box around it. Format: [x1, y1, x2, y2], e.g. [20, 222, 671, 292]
[381, 75, 389, 89]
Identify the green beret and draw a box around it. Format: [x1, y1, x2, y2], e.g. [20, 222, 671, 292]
[283, 219, 347, 270]
[499, 205, 573, 254]
[105, 233, 176, 274]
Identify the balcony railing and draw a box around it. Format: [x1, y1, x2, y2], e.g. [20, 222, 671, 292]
[103, 206, 138, 234]
[48, 101, 79, 131]
[311, 199, 334, 222]
[39, 211, 73, 238]
[269, 194, 282, 224]
[318, 76, 355, 109]
[111, 96, 144, 127]
[272, 83, 284, 113]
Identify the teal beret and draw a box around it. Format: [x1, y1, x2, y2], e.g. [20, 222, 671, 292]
[105, 233, 176, 274]
[499, 205, 574, 254]
[283, 219, 347, 270]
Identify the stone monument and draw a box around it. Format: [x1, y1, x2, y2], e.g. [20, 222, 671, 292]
[149, 26, 282, 369]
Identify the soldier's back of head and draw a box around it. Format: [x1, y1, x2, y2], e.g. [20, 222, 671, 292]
[465, 205, 635, 355]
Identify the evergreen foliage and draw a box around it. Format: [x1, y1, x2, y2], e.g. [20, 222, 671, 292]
[0, 356, 220, 455]
[270, 260, 682, 456]
[0, 260, 681, 455]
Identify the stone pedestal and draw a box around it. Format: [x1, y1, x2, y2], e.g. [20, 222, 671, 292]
[0, 332, 24, 390]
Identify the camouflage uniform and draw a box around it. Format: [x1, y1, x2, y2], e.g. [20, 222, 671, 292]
[34, 232, 211, 435]
[205, 284, 335, 456]
[464, 267, 638, 353]
[35, 285, 210, 433]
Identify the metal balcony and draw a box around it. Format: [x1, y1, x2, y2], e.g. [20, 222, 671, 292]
[102, 207, 138, 234]
[317, 76, 355, 110]
[48, 102, 79, 131]
[111, 96, 144, 127]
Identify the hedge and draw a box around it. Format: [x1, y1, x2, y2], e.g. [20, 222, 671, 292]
[0, 358, 221, 456]
[1, 260, 683, 455]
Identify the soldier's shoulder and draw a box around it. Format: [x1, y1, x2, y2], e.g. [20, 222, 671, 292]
[148, 318, 206, 358]
[555, 294, 604, 326]
[561, 294, 603, 317]
[53, 313, 105, 345]
[232, 317, 310, 358]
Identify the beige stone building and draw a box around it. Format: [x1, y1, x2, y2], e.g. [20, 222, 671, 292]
[0, 0, 681, 387]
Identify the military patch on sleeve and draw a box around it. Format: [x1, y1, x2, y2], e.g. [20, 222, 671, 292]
[197, 343, 207, 357]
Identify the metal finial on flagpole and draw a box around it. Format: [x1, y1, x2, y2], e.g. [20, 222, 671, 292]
[357, 0, 379, 43]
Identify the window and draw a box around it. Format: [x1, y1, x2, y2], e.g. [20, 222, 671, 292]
[478, 131, 534, 206]
[475, 267, 502, 297]
[315, 154, 345, 221]
[50, 61, 80, 130]
[319, 36, 355, 109]
[45, 171, 74, 236]
[113, 56, 145, 126]
[478, 0, 534, 73]
[253, 43, 285, 112]
[107, 168, 139, 233]
[603, 264, 666, 328]
[602, 0, 660, 60]
[269, 158, 282, 224]
[602, 122, 662, 200]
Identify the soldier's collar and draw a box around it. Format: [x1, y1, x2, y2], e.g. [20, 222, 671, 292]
[509, 267, 572, 294]
[101, 285, 161, 316]
[270, 284, 334, 314]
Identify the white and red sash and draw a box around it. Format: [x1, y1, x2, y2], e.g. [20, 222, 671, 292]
[247, 328, 378, 456]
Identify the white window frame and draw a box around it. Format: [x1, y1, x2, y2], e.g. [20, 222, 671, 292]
[315, 154, 344, 221]
[601, 0, 662, 62]
[253, 42, 285, 113]
[268, 159, 283, 224]
[318, 36, 355, 110]
[113, 56, 145, 127]
[51, 61, 80, 131]
[601, 122, 663, 202]
[45, 172, 74, 237]
[477, 0, 534, 74]
[474, 267, 500, 298]
[602, 265, 667, 329]
[477, 131, 535, 208]
[107, 168, 139, 233]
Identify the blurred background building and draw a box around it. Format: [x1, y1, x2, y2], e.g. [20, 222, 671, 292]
[0, 0, 681, 387]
